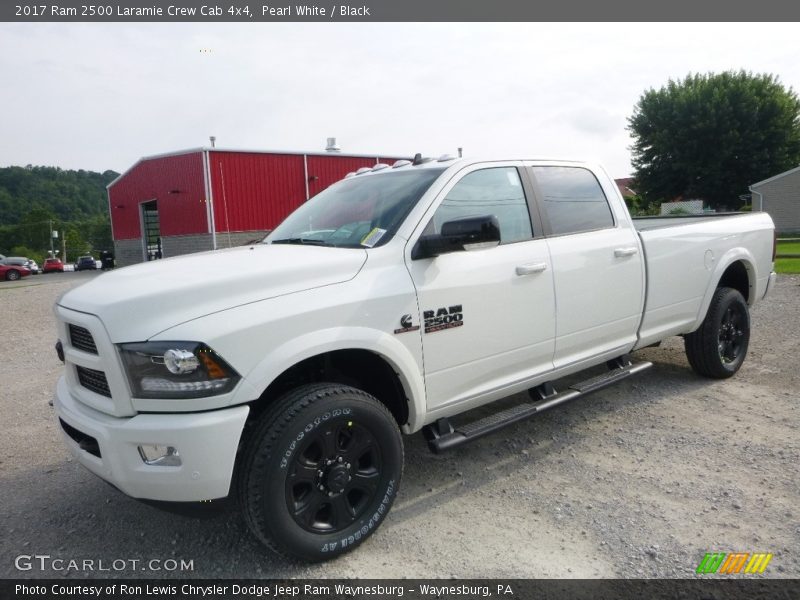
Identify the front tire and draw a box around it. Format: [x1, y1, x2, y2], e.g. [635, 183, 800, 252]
[238, 383, 403, 561]
[684, 286, 750, 379]
[6, 270, 20, 281]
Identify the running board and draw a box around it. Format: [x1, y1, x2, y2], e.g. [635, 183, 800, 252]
[423, 358, 653, 454]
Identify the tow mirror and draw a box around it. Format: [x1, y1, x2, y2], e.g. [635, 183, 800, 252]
[412, 215, 501, 259]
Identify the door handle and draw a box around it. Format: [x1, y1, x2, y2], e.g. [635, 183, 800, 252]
[614, 247, 639, 258]
[516, 262, 548, 276]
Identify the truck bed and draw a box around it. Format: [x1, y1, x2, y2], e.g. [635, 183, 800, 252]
[633, 211, 774, 350]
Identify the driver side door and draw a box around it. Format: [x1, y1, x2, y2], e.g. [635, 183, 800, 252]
[405, 164, 556, 412]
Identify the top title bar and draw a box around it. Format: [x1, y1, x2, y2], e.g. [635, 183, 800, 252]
[4, 0, 800, 22]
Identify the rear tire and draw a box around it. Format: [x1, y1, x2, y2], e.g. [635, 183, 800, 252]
[684, 287, 750, 379]
[238, 383, 403, 561]
[6, 270, 20, 281]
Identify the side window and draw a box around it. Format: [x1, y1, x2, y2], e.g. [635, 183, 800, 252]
[531, 166, 614, 235]
[428, 167, 533, 244]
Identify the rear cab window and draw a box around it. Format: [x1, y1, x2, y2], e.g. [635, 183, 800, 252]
[530, 166, 614, 236]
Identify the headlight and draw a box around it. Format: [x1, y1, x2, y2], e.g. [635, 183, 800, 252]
[118, 341, 240, 399]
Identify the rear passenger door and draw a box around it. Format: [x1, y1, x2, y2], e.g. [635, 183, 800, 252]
[525, 164, 645, 368]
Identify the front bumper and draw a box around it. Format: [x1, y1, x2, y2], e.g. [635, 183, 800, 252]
[54, 376, 249, 502]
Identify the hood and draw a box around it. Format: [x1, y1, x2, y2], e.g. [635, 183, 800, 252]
[58, 244, 367, 342]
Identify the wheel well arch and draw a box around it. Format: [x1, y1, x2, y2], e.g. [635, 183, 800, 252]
[246, 349, 410, 428]
[717, 260, 753, 304]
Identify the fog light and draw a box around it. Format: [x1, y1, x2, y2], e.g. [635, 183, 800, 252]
[137, 444, 181, 466]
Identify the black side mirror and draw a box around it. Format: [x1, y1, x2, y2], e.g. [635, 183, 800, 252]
[412, 215, 501, 259]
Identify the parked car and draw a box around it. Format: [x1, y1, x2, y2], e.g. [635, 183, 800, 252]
[99, 251, 115, 271]
[75, 256, 97, 271]
[1, 263, 31, 281]
[2, 256, 38, 274]
[26, 259, 40, 274]
[43, 258, 64, 273]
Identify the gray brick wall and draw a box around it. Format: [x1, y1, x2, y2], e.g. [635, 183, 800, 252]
[212, 230, 271, 248]
[161, 233, 214, 258]
[113, 230, 271, 266]
[114, 239, 144, 267]
[162, 231, 270, 256]
[753, 169, 800, 234]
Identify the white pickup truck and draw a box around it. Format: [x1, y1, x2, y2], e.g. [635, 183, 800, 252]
[53, 157, 776, 561]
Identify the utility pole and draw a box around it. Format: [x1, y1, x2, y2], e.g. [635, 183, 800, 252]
[49, 220, 55, 256]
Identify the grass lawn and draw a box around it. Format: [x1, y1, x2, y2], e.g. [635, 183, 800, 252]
[776, 241, 800, 255]
[776, 258, 800, 274]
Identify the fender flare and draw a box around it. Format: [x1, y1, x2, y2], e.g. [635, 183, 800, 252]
[243, 326, 427, 432]
[690, 247, 757, 332]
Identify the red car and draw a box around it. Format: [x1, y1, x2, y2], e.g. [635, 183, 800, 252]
[1, 264, 31, 281]
[43, 258, 64, 273]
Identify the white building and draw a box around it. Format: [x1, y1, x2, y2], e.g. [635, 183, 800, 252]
[750, 166, 800, 234]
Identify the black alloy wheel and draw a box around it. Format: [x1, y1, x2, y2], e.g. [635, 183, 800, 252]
[718, 303, 746, 364]
[285, 418, 382, 534]
[238, 383, 403, 561]
[685, 286, 751, 379]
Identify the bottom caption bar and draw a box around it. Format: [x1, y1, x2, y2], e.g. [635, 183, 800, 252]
[4, 579, 797, 600]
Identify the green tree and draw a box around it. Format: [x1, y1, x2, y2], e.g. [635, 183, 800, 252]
[10, 245, 45, 264]
[623, 193, 661, 216]
[64, 227, 89, 263]
[0, 165, 118, 256]
[0, 165, 118, 226]
[18, 206, 58, 250]
[84, 214, 113, 252]
[628, 71, 800, 210]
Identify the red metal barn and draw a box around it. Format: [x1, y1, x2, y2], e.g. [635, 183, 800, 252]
[107, 148, 406, 266]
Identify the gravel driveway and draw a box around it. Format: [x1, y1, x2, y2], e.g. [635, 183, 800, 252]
[1, 272, 797, 579]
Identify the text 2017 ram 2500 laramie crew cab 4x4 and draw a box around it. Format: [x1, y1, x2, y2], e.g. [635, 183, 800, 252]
[53, 157, 776, 560]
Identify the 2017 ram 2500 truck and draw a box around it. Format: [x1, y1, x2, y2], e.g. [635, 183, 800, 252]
[53, 157, 776, 560]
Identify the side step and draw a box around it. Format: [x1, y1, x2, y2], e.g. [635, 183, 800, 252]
[423, 358, 652, 454]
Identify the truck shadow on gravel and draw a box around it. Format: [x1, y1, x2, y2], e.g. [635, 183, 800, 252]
[391, 357, 710, 522]
[0, 357, 722, 578]
[0, 462, 280, 577]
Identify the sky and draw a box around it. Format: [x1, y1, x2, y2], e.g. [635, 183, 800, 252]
[1, 22, 799, 178]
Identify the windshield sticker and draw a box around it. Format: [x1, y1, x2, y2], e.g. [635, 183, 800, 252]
[361, 227, 387, 248]
[423, 305, 464, 333]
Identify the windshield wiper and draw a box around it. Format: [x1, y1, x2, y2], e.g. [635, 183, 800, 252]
[271, 237, 332, 246]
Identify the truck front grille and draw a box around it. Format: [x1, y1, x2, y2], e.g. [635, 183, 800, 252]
[76, 366, 112, 398]
[69, 324, 98, 354]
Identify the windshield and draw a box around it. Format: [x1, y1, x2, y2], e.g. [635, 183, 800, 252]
[266, 168, 445, 248]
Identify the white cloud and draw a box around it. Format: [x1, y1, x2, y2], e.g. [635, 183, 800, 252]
[1, 22, 799, 178]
